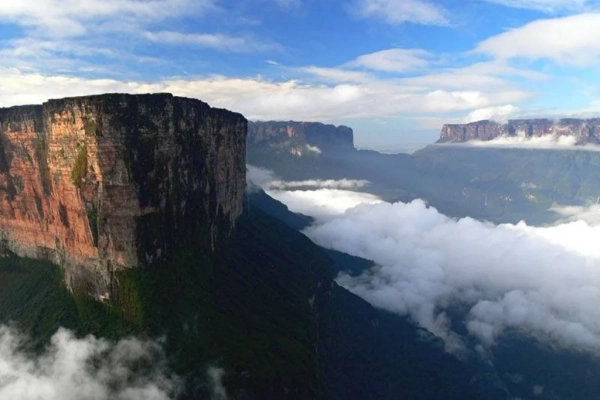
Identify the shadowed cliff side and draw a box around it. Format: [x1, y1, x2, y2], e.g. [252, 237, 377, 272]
[0, 94, 246, 298]
[0, 205, 330, 399]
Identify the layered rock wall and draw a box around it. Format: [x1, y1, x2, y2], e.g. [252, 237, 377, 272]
[439, 119, 600, 144]
[248, 121, 354, 154]
[0, 93, 246, 297]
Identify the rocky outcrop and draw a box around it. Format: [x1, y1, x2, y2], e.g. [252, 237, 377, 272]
[248, 121, 354, 154]
[0, 93, 246, 298]
[438, 119, 600, 144]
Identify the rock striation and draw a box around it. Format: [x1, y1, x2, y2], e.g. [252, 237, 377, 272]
[248, 121, 354, 154]
[0, 93, 246, 298]
[438, 119, 600, 144]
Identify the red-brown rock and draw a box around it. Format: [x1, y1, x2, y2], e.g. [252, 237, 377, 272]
[0, 93, 247, 298]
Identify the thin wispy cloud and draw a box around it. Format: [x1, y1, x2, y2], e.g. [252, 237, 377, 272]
[144, 31, 282, 53]
[300, 66, 372, 83]
[478, 0, 591, 12]
[346, 48, 432, 73]
[354, 0, 450, 26]
[269, 178, 371, 190]
[0, 0, 281, 77]
[0, 0, 216, 38]
[273, 0, 302, 10]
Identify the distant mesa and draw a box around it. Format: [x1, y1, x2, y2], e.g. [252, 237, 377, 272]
[438, 118, 600, 144]
[247, 120, 355, 155]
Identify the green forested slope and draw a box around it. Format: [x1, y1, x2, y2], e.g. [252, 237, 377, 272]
[0, 200, 490, 400]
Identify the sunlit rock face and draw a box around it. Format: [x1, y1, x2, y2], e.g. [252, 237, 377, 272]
[439, 118, 600, 144]
[0, 93, 247, 298]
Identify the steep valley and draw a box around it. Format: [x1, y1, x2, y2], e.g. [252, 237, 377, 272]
[0, 199, 494, 399]
[248, 170, 600, 400]
[6, 100, 600, 400]
[0, 96, 496, 400]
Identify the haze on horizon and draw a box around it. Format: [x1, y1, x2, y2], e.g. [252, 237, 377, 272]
[1, 0, 599, 150]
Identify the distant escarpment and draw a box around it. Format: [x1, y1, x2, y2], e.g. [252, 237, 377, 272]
[438, 119, 600, 144]
[248, 121, 355, 155]
[0, 93, 246, 297]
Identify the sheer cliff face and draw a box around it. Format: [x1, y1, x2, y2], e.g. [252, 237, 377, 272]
[439, 119, 600, 143]
[248, 121, 354, 154]
[0, 94, 247, 297]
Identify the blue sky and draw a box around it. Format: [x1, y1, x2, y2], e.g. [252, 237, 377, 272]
[1, 0, 600, 150]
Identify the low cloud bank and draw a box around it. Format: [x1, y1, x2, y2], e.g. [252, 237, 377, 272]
[247, 165, 370, 190]
[295, 198, 600, 354]
[268, 189, 380, 217]
[446, 133, 600, 151]
[0, 326, 179, 400]
[552, 204, 600, 226]
[246, 165, 380, 216]
[246, 165, 277, 192]
[269, 178, 370, 190]
[247, 165, 600, 355]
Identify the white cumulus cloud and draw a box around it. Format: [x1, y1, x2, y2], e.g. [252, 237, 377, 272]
[248, 168, 600, 356]
[464, 105, 520, 123]
[475, 13, 600, 66]
[288, 197, 600, 354]
[0, 68, 528, 121]
[0, 326, 179, 400]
